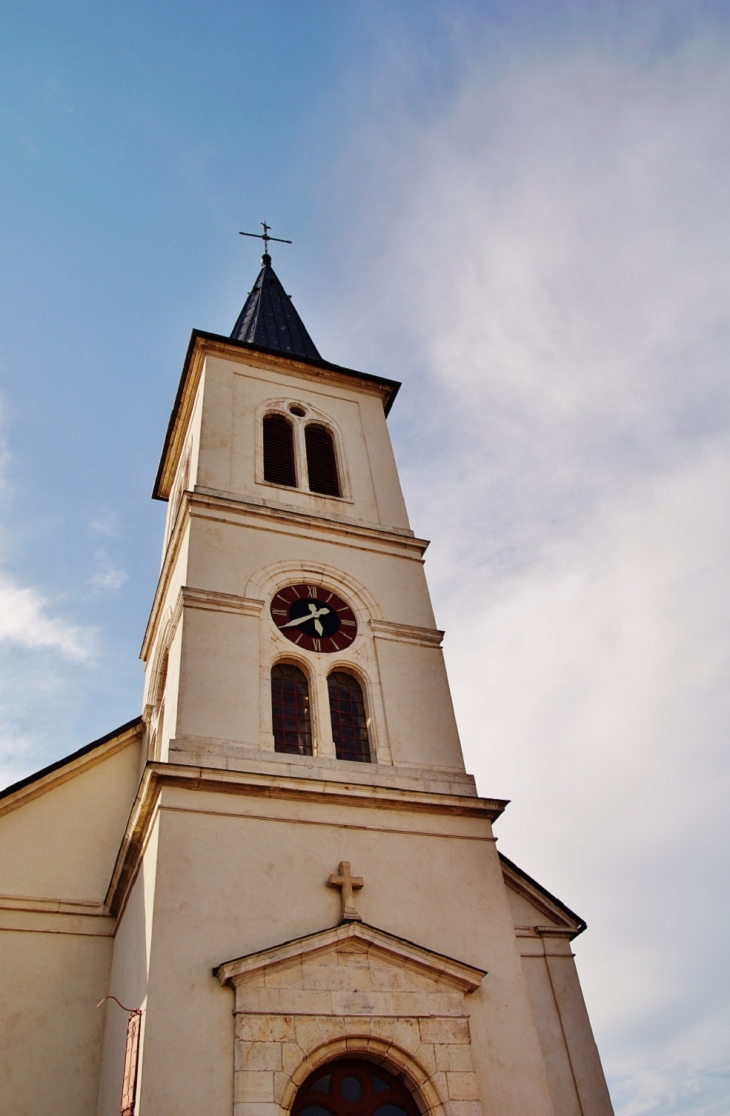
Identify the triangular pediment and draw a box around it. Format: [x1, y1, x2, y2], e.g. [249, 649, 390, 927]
[215, 921, 485, 993]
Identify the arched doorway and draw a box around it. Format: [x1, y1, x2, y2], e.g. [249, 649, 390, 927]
[292, 1058, 421, 1116]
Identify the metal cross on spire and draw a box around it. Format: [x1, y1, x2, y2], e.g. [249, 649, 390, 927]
[239, 221, 292, 257]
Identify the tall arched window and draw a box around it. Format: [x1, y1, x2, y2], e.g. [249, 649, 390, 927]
[292, 1058, 419, 1116]
[263, 413, 297, 487]
[305, 424, 340, 497]
[328, 672, 370, 762]
[271, 663, 312, 755]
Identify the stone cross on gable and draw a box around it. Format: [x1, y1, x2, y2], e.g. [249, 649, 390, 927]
[328, 861, 363, 922]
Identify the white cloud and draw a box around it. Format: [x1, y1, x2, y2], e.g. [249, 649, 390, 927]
[0, 577, 90, 662]
[0, 718, 43, 791]
[0, 393, 98, 789]
[448, 448, 730, 1056]
[0, 403, 91, 663]
[87, 543, 127, 592]
[332, 23, 730, 1116]
[89, 563, 127, 592]
[88, 511, 120, 538]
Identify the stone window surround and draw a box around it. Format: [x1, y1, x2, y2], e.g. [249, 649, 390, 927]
[215, 921, 487, 1116]
[252, 562, 391, 766]
[255, 397, 353, 504]
[269, 654, 374, 765]
[142, 560, 447, 771]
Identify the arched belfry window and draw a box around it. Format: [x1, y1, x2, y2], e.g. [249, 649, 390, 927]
[271, 663, 312, 755]
[305, 424, 340, 497]
[328, 672, 370, 762]
[292, 1058, 419, 1116]
[263, 413, 296, 487]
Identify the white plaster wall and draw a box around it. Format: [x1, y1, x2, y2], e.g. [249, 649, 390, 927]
[159, 349, 411, 533]
[0, 928, 112, 1116]
[125, 337, 609, 1116]
[176, 607, 262, 745]
[168, 571, 462, 772]
[143, 344, 453, 781]
[162, 365, 206, 550]
[187, 519, 434, 626]
[505, 886, 614, 1116]
[191, 354, 411, 532]
[142, 524, 191, 712]
[155, 612, 184, 761]
[520, 952, 584, 1116]
[539, 953, 614, 1116]
[97, 816, 162, 1116]
[374, 640, 463, 770]
[0, 735, 142, 1116]
[128, 787, 556, 1116]
[0, 738, 141, 901]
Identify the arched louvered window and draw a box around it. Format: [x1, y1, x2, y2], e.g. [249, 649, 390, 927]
[328, 672, 370, 762]
[271, 663, 312, 755]
[263, 413, 296, 487]
[305, 424, 341, 497]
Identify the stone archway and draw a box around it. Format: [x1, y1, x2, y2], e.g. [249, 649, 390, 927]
[278, 1034, 451, 1116]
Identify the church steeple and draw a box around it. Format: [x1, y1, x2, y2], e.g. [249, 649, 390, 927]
[0, 251, 614, 1116]
[230, 253, 321, 360]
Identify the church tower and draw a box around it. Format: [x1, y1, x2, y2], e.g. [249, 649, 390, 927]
[0, 250, 615, 1116]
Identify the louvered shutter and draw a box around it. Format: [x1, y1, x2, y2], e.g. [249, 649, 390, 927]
[263, 414, 296, 487]
[305, 424, 340, 496]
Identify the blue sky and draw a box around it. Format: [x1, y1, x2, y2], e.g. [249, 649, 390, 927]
[2, 3, 730, 1113]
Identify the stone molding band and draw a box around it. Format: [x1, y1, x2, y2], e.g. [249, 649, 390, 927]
[369, 620, 444, 648]
[104, 763, 507, 920]
[181, 586, 265, 617]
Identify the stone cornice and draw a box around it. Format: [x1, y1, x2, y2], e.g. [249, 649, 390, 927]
[370, 619, 444, 648]
[515, 925, 578, 940]
[190, 489, 427, 555]
[0, 894, 115, 937]
[181, 586, 265, 618]
[214, 920, 486, 994]
[105, 761, 507, 918]
[0, 894, 107, 916]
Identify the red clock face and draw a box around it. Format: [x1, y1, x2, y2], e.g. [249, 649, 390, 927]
[270, 584, 357, 653]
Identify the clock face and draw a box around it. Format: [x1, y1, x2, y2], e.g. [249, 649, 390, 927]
[270, 584, 357, 653]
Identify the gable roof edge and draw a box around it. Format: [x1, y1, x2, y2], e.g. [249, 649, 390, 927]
[499, 852, 587, 937]
[0, 717, 144, 816]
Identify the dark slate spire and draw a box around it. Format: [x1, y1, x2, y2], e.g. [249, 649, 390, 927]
[231, 254, 321, 360]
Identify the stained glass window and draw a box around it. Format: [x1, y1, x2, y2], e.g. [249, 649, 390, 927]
[271, 663, 312, 755]
[328, 672, 370, 762]
[293, 1058, 419, 1116]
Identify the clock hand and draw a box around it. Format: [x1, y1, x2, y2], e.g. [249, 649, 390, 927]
[280, 613, 319, 629]
[314, 618, 324, 636]
[280, 605, 331, 630]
